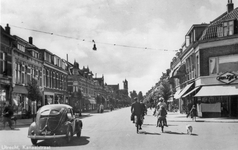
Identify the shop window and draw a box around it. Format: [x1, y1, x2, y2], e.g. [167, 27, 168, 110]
[209, 54, 238, 75]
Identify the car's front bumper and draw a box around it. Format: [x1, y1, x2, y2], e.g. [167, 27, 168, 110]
[28, 134, 66, 140]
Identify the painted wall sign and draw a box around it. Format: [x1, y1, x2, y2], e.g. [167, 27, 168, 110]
[216, 72, 237, 84]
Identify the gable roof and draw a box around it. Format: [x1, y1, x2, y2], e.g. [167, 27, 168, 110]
[199, 7, 238, 41]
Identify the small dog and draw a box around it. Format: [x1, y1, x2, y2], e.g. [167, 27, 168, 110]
[186, 124, 193, 135]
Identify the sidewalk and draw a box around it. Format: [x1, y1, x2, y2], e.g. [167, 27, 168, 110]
[0, 112, 92, 129]
[166, 111, 238, 123]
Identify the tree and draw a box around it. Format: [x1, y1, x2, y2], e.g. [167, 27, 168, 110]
[130, 90, 137, 102]
[27, 78, 42, 121]
[73, 89, 83, 116]
[159, 79, 172, 103]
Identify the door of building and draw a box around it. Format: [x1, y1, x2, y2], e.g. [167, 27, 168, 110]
[230, 96, 238, 117]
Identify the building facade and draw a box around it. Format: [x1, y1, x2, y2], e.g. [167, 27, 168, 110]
[0, 24, 14, 115]
[170, 0, 238, 117]
[39, 49, 68, 106]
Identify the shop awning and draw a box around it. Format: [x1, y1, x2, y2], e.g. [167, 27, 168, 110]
[182, 86, 200, 98]
[175, 83, 194, 99]
[171, 64, 186, 78]
[12, 85, 28, 94]
[89, 98, 96, 104]
[174, 89, 182, 99]
[194, 85, 238, 97]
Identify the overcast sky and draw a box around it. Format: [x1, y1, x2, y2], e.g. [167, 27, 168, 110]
[1, 0, 238, 95]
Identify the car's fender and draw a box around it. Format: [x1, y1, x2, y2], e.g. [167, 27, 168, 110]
[28, 122, 37, 136]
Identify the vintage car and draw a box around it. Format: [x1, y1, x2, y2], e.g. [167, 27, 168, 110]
[27, 104, 83, 145]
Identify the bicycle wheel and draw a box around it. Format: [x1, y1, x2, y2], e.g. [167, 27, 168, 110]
[136, 124, 139, 133]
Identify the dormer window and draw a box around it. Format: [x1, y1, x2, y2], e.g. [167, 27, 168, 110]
[17, 43, 25, 52]
[217, 20, 234, 37]
[32, 51, 39, 59]
[223, 20, 234, 36]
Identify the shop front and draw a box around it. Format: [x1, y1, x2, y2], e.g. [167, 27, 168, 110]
[0, 78, 11, 116]
[12, 85, 29, 117]
[44, 92, 54, 105]
[55, 94, 64, 104]
[174, 82, 194, 113]
[194, 85, 238, 117]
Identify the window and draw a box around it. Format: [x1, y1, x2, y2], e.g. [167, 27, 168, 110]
[223, 21, 234, 36]
[0, 51, 6, 74]
[209, 54, 238, 75]
[185, 36, 190, 47]
[21, 65, 25, 84]
[32, 51, 39, 59]
[43, 69, 46, 87]
[17, 44, 25, 52]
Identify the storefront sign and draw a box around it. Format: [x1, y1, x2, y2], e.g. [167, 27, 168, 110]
[216, 72, 237, 84]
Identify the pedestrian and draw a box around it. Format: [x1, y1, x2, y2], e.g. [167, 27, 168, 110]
[186, 102, 193, 118]
[190, 105, 197, 121]
[2, 101, 14, 129]
[99, 103, 104, 113]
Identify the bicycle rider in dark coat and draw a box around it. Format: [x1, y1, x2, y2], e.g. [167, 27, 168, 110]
[3, 101, 14, 129]
[131, 97, 144, 130]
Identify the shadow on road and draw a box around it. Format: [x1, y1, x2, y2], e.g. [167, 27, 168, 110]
[163, 131, 186, 135]
[0, 127, 20, 131]
[139, 131, 160, 135]
[163, 131, 199, 136]
[143, 123, 156, 126]
[36, 136, 90, 147]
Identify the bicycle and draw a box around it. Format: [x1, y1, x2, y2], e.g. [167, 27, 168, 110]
[158, 116, 166, 132]
[134, 115, 143, 133]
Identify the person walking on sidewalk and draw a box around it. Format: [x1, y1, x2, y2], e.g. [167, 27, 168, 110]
[189, 105, 197, 121]
[2, 101, 14, 129]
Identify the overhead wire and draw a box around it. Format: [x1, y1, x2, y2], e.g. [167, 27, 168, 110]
[8, 24, 178, 52]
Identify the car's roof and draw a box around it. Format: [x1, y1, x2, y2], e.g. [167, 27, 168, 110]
[39, 104, 72, 112]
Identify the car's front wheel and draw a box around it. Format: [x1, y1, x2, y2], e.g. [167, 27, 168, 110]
[31, 139, 37, 145]
[65, 126, 72, 143]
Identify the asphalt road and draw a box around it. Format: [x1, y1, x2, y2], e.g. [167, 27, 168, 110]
[1, 107, 238, 150]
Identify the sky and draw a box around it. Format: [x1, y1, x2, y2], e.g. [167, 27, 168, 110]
[1, 0, 238, 95]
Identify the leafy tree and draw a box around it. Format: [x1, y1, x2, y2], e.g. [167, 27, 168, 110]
[159, 79, 172, 103]
[130, 90, 137, 102]
[27, 78, 42, 105]
[27, 78, 42, 121]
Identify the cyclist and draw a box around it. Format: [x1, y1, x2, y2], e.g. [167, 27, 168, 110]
[157, 105, 167, 127]
[131, 97, 144, 130]
[140, 100, 147, 118]
[156, 98, 168, 126]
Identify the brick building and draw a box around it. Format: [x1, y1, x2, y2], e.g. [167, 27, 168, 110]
[171, 0, 238, 117]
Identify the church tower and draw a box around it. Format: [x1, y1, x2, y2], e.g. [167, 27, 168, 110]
[123, 79, 128, 90]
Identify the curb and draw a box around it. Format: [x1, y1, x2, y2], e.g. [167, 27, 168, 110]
[167, 119, 238, 123]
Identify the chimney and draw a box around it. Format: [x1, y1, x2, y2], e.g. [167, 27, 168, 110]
[227, 0, 234, 13]
[5, 24, 10, 34]
[29, 37, 33, 44]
